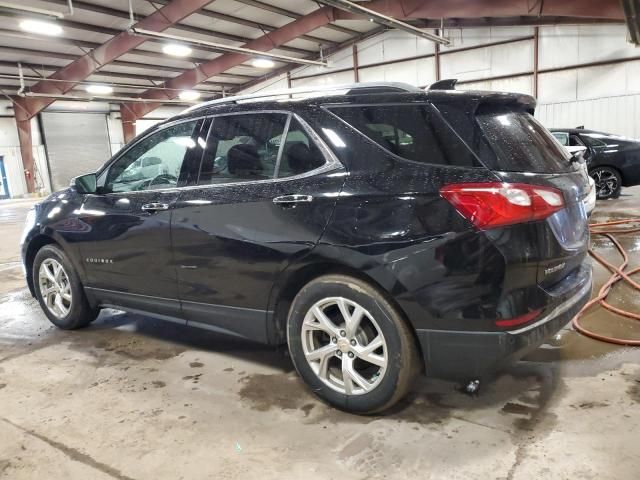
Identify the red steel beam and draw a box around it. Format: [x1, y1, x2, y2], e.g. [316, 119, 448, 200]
[13, 0, 215, 121]
[124, 6, 337, 118]
[333, 0, 624, 21]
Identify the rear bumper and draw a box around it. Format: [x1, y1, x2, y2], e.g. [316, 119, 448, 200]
[416, 268, 592, 380]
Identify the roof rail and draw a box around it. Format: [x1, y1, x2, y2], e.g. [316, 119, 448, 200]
[184, 82, 424, 113]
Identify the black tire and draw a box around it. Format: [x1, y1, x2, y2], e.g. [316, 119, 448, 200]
[33, 244, 99, 329]
[591, 166, 622, 200]
[287, 274, 420, 414]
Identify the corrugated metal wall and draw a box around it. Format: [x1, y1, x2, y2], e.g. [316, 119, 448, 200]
[243, 24, 639, 138]
[41, 112, 112, 191]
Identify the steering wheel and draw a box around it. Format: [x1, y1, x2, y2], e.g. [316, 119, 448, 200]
[139, 173, 178, 190]
[210, 156, 228, 174]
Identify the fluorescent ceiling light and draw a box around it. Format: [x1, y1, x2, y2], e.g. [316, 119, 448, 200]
[178, 90, 200, 101]
[20, 19, 63, 36]
[163, 43, 192, 57]
[133, 28, 327, 67]
[252, 58, 275, 69]
[85, 84, 113, 95]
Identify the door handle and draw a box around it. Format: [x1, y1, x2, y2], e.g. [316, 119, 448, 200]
[272, 194, 313, 205]
[141, 202, 170, 212]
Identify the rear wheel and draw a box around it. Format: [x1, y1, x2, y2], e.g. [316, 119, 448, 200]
[287, 274, 420, 414]
[33, 245, 99, 329]
[591, 166, 621, 200]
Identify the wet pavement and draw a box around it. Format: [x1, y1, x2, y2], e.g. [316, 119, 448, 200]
[1, 192, 640, 479]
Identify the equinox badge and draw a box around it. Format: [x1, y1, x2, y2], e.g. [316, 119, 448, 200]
[544, 262, 566, 275]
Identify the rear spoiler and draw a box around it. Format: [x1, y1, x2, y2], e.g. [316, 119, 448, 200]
[428, 79, 458, 90]
[427, 89, 536, 116]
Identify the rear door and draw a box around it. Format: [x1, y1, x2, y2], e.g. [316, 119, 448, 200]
[171, 111, 345, 342]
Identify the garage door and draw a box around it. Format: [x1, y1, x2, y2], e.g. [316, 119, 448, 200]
[41, 112, 113, 191]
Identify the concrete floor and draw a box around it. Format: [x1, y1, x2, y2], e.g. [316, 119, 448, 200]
[1, 190, 639, 480]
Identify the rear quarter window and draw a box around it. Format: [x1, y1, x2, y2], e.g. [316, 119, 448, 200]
[326, 104, 481, 168]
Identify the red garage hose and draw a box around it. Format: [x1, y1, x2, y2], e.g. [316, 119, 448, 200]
[572, 218, 640, 346]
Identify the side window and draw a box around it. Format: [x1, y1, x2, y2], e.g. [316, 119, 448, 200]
[276, 118, 326, 178]
[328, 104, 480, 167]
[198, 113, 287, 185]
[552, 132, 569, 146]
[105, 120, 198, 193]
[569, 135, 585, 147]
[581, 134, 607, 148]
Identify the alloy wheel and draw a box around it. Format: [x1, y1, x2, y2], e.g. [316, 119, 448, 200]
[592, 169, 619, 198]
[38, 258, 72, 318]
[301, 297, 388, 395]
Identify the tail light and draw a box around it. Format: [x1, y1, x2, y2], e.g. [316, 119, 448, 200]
[440, 182, 564, 229]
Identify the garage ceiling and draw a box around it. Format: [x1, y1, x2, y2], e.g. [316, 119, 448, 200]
[0, 0, 628, 119]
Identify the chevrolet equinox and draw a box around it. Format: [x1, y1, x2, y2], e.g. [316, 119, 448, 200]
[21, 82, 593, 414]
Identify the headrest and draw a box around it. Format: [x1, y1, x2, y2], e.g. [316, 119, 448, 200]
[227, 144, 262, 176]
[284, 142, 322, 174]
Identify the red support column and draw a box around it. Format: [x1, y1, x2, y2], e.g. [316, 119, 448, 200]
[13, 97, 36, 194]
[120, 104, 137, 144]
[16, 118, 36, 194]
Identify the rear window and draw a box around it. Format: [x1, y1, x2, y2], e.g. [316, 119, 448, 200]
[327, 104, 481, 168]
[476, 111, 572, 173]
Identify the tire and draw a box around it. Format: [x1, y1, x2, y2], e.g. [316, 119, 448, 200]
[33, 244, 99, 330]
[287, 274, 420, 414]
[591, 166, 621, 200]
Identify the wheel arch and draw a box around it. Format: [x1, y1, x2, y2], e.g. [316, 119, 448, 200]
[267, 257, 425, 370]
[589, 164, 624, 197]
[24, 234, 59, 296]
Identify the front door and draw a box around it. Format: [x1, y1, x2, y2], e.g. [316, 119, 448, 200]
[171, 112, 346, 341]
[78, 118, 206, 318]
[0, 157, 9, 199]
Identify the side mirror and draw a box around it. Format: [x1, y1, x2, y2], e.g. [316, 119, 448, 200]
[74, 173, 97, 194]
[565, 145, 587, 163]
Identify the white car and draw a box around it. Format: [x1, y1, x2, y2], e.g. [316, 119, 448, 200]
[566, 145, 596, 216]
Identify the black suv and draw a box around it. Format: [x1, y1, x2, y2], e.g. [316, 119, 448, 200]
[21, 82, 592, 414]
[551, 128, 640, 199]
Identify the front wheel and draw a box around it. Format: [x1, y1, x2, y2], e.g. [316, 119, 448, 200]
[33, 245, 99, 329]
[287, 274, 420, 414]
[591, 166, 621, 200]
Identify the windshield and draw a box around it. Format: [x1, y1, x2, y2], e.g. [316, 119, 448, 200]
[477, 110, 573, 173]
